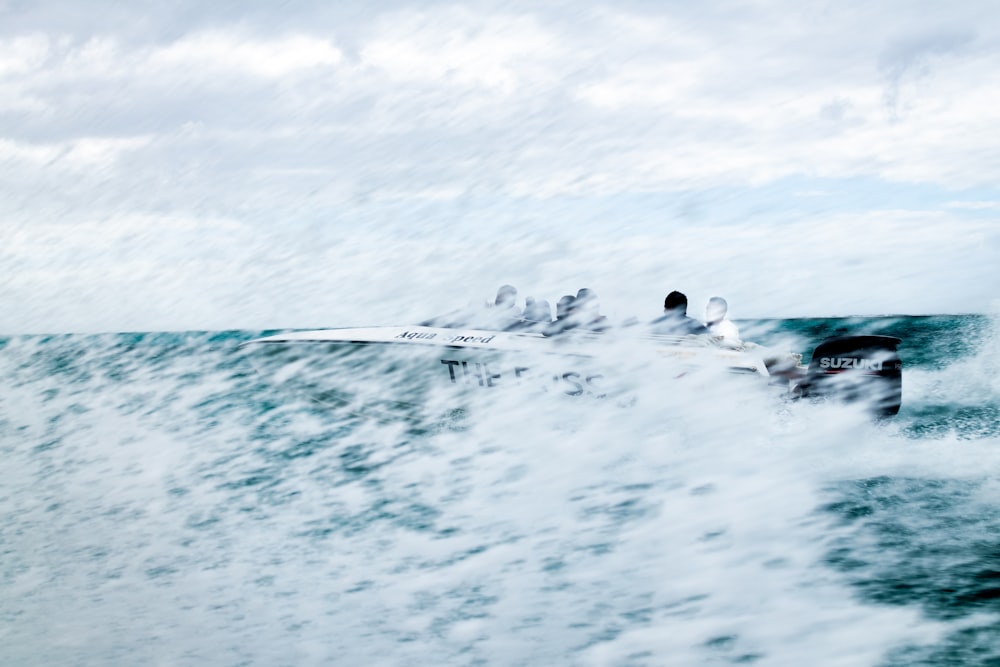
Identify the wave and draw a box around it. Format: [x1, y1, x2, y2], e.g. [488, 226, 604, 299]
[1, 316, 997, 665]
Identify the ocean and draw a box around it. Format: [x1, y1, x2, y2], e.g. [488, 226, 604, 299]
[1, 314, 998, 666]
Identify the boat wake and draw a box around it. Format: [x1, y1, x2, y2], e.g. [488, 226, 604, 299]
[1, 317, 998, 665]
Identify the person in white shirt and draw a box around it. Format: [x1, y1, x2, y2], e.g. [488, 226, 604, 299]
[705, 296, 741, 346]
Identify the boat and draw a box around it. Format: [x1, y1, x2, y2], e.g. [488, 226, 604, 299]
[240, 323, 903, 419]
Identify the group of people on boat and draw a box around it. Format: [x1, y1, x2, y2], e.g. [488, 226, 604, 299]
[475, 284, 742, 345]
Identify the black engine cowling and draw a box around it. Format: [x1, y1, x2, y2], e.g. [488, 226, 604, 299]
[799, 335, 902, 417]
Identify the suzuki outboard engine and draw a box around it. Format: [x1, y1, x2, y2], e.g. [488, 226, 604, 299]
[799, 335, 902, 417]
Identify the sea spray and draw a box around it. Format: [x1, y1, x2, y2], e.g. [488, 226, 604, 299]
[1, 316, 997, 665]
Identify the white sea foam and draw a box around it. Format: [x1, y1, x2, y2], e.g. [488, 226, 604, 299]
[4, 327, 996, 665]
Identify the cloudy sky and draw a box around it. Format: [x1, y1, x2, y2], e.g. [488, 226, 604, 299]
[2, 0, 999, 332]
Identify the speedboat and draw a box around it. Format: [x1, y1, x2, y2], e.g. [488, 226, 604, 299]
[240, 324, 902, 419]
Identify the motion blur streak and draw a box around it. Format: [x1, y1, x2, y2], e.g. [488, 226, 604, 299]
[2, 315, 998, 665]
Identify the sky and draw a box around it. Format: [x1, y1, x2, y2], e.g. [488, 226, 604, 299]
[2, 0, 999, 333]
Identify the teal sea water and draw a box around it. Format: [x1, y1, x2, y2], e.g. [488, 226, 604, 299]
[1, 315, 998, 666]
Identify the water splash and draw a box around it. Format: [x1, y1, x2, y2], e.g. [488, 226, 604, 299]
[1, 320, 997, 665]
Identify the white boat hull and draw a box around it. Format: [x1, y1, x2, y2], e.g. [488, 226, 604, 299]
[240, 325, 772, 415]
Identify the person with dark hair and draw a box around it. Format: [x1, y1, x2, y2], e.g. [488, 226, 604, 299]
[705, 296, 741, 345]
[545, 294, 578, 335]
[651, 290, 709, 335]
[556, 295, 575, 321]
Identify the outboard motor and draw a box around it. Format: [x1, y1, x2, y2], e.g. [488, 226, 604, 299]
[799, 335, 902, 417]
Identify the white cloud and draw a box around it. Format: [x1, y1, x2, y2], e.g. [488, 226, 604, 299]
[2, 2, 1000, 329]
[947, 201, 1000, 210]
[0, 137, 59, 164]
[0, 34, 50, 75]
[1, 30, 343, 96]
[0, 135, 150, 171]
[60, 36, 123, 78]
[360, 10, 559, 93]
[62, 136, 153, 169]
[149, 31, 342, 79]
[575, 61, 707, 111]
[4, 8, 1000, 194]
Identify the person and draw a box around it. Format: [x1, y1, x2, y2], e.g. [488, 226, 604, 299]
[545, 294, 579, 335]
[522, 296, 536, 322]
[480, 284, 522, 329]
[650, 291, 710, 335]
[421, 285, 524, 330]
[521, 297, 552, 330]
[492, 285, 520, 314]
[573, 288, 610, 331]
[555, 295, 575, 322]
[704, 296, 741, 346]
